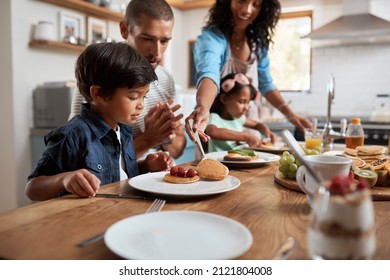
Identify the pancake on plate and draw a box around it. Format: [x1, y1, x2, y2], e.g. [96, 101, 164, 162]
[223, 149, 259, 162]
[163, 173, 200, 184]
[197, 159, 229, 181]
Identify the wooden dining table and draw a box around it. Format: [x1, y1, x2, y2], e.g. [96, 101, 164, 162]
[1, 160, 390, 260]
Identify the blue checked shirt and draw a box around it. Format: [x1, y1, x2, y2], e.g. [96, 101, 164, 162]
[28, 103, 138, 193]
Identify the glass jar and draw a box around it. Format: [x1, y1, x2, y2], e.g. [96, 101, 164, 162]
[345, 118, 364, 149]
[307, 186, 376, 259]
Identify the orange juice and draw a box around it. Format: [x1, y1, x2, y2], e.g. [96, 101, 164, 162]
[345, 136, 364, 149]
[305, 138, 322, 150]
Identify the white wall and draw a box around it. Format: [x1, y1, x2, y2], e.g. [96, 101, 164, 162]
[0, 0, 18, 211]
[0, 0, 125, 212]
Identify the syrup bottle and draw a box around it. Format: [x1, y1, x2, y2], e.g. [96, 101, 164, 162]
[345, 118, 364, 149]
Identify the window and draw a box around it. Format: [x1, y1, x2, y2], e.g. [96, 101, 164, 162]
[268, 11, 312, 93]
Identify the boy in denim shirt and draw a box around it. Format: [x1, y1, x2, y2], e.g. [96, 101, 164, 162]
[26, 42, 173, 201]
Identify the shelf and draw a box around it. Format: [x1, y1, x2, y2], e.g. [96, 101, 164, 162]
[167, 0, 213, 10]
[38, 0, 123, 21]
[29, 40, 85, 53]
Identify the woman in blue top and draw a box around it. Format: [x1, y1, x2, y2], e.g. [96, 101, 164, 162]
[186, 0, 312, 142]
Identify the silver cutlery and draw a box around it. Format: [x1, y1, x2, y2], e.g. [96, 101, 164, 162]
[76, 198, 166, 247]
[188, 119, 207, 159]
[272, 236, 297, 260]
[95, 193, 155, 200]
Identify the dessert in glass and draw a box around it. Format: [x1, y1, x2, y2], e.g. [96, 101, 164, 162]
[307, 175, 376, 259]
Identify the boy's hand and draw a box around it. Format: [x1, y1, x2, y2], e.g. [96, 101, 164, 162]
[63, 169, 100, 198]
[144, 152, 174, 172]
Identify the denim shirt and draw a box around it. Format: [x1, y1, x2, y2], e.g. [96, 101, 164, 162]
[28, 103, 138, 188]
[193, 26, 276, 95]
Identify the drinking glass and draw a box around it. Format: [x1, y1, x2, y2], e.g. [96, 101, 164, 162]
[304, 129, 323, 149]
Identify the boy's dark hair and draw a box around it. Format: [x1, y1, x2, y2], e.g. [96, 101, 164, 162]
[75, 42, 157, 101]
[210, 73, 257, 115]
[205, 0, 280, 58]
[124, 0, 174, 32]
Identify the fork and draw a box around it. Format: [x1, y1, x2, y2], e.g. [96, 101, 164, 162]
[76, 198, 166, 247]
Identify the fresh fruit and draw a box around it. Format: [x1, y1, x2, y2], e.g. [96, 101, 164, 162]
[170, 166, 178, 176]
[278, 146, 321, 179]
[356, 179, 369, 190]
[375, 170, 389, 186]
[353, 169, 378, 187]
[177, 167, 186, 177]
[328, 174, 350, 195]
[327, 174, 368, 195]
[169, 167, 197, 178]
[186, 168, 196, 178]
[370, 158, 389, 171]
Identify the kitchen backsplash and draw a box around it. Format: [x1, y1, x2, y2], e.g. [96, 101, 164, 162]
[286, 43, 390, 119]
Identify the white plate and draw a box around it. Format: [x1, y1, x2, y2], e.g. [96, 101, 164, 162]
[129, 171, 240, 197]
[250, 142, 290, 154]
[104, 210, 253, 260]
[323, 150, 344, 156]
[206, 151, 280, 167]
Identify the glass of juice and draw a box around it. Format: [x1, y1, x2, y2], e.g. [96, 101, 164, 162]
[305, 129, 323, 149]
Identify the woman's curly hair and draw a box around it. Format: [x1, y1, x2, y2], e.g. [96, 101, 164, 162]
[205, 0, 281, 57]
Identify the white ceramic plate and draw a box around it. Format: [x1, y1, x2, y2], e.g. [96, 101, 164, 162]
[128, 171, 240, 197]
[104, 210, 253, 260]
[249, 142, 290, 154]
[205, 151, 280, 167]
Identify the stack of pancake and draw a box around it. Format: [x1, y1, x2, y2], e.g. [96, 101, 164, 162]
[344, 145, 386, 164]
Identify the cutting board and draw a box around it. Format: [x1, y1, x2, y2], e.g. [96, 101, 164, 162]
[274, 170, 390, 201]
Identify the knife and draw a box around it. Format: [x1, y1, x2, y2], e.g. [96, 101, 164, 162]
[95, 193, 154, 200]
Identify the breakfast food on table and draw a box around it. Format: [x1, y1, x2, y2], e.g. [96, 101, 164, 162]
[344, 145, 386, 163]
[164, 167, 200, 184]
[353, 169, 378, 187]
[197, 158, 229, 181]
[223, 149, 259, 162]
[278, 146, 321, 179]
[308, 175, 376, 259]
[352, 158, 390, 187]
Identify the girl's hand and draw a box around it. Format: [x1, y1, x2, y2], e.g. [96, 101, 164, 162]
[144, 152, 174, 172]
[63, 169, 100, 198]
[244, 133, 263, 147]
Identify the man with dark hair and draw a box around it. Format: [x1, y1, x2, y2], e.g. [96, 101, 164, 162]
[70, 0, 186, 160]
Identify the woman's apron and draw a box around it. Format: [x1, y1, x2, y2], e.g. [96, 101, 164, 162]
[221, 46, 263, 138]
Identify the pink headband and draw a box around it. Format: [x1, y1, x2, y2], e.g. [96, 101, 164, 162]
[221, 73, 250, 93]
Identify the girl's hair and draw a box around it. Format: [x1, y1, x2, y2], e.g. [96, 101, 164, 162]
[205, 0, 281, 57]
[75, 42, 157, 102]
[210, 73, 257, 115]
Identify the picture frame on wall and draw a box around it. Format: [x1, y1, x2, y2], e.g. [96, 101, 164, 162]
[188, 40, 196, 88]
[59, 11, 86, 42]
[87, 16, 108, 44]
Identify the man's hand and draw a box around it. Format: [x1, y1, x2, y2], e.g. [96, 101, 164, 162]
[143, 99, 183, 147]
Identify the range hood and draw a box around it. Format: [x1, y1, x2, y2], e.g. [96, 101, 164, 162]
[304, 0, 390, 45]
